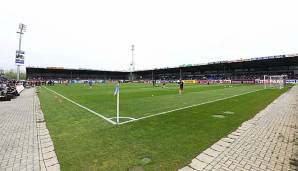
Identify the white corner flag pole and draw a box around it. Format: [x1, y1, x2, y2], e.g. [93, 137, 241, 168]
[117, 88, 120, 124]
[113, 82, 120, 124]
[116, 83, 120, 124]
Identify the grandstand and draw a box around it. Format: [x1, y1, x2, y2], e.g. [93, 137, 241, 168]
[26, 54, 298, 81]
[26, 67, 127, 80]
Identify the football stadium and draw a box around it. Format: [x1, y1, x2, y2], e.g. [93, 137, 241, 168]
[2, 49, 298, 171]
[1, 1, 298, 171]
[16, 54, 297, 170]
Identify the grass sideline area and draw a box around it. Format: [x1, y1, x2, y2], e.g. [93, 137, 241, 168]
[38, 83, 291, 170]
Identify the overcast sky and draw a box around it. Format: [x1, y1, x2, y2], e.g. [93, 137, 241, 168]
[1, 0, 298, 71]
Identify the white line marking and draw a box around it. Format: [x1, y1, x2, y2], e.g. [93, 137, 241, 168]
[44, 86, 117, 125]
[119, 88, 264, 125]
[109, 117, 137, 121]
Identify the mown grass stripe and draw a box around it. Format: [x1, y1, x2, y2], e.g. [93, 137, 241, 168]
[119, 88, 265, 125]
[44, 86, 117, 125]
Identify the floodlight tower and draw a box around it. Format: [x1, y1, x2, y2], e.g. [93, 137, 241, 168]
[130, 44, 135, 81]
[16, 23, 27, 81]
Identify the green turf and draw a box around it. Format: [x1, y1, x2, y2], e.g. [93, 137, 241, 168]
[38, 83, 290, 170]
[44, 83, 264, 119]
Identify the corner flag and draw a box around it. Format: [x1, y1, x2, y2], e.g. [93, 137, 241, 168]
[114, 83, 120, 124]
[114, 84, 120, 96]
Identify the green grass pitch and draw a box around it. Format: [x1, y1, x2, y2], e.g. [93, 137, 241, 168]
[38, 83, 290, 170]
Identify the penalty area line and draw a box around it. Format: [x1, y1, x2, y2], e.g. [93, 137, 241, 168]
[44, 86, 117, 125]
[119, 88, 265, 125]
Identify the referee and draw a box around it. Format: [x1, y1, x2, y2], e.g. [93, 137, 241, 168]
[179, 80, 184, 95]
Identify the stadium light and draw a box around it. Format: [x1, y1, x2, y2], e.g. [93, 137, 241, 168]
[131, 44, 135, 71]
[16, 23, 27, 81]
[130, 44, 135, 81]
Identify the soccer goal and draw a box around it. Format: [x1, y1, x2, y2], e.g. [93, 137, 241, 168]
[263, 75, 286, 89]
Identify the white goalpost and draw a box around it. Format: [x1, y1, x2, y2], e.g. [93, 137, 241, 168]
[263, 75, 286, 89]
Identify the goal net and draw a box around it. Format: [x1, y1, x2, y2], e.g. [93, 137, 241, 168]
[263, 75, 286, 89]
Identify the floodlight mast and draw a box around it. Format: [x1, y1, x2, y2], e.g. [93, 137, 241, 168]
[130, 44, 135, 81]
[16, 23, 26, 81]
